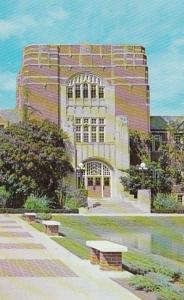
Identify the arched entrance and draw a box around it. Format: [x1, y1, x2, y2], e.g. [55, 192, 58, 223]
[83, 161, 111, 198]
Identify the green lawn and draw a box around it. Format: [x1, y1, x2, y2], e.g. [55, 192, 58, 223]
[30, 216, 184, 266]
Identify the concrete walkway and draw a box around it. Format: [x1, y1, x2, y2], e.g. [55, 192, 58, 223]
[0, 214, 141, 300]
[87, 198, 146, 214]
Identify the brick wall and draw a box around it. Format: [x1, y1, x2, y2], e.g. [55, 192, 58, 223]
[17, 44, 150, 132]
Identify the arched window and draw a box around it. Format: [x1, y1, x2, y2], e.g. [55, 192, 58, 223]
[67, 73, 104, 100]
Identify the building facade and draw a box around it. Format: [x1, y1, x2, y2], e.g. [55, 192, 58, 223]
[16, 44, 150, 200]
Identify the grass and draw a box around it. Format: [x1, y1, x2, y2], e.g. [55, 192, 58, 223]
[51, 237, 89, 259]
[31, 222, 44, 232]
[30, 215, 184, 266]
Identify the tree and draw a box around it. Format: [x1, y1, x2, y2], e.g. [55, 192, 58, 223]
[129, 130, 151, 165]
[0, 120, 73, 207]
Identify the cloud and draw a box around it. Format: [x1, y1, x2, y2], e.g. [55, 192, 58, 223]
[48, 7, 69, 21]
[0, 15, 36, 40]
[0, 72, 16, 92]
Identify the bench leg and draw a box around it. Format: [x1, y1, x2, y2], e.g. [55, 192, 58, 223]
[90, 248, 100, 265]
[45, 225, 59, 236]
[99, 252, 122, 271]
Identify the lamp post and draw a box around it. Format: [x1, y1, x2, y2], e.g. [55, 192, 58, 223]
[139, 162, 148, 189]
[77, 163, 85, 189]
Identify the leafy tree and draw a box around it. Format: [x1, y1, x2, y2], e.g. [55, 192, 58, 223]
[0, 120, 73, 207]
[129, 130, 152, 165]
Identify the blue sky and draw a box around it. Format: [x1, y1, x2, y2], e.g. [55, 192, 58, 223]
[0, 0, 184, 115]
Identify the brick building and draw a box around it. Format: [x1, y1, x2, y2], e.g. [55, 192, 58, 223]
[16, 44, 150, 200]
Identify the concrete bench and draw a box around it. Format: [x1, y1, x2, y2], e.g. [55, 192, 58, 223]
[24, 213, 36, 223]
[86, 240, 128, 271]
[42, 221, 60, 236]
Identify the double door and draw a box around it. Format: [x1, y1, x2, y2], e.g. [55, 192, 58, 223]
[87, 176, 111, 198]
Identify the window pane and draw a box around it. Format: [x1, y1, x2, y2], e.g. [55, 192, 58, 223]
[83, 133, 89, 142]
[91, 126, 96, 132]
[99, 87, 104, 98]
[67, 87, 73, 98]
[75, 133, 81, 142]
[91, 132, 96, 142]
[75, 126, 81, 131]
[83, 126, 88, 132]
[91, 118, 97, 124]
[99, 126, 104, 132]
[75, 84, 80, 98]
[83, 83, 88, 98]
[99, 132, 104, 142]
[75, 118, 81, 124]
[99, 118, 104, 124]
[91, 84, 96, 98]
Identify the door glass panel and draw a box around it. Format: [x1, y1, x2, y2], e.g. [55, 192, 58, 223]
[104, 177, 110, 186]
[88, 177, 93, 186]
[95, 178, 101, 186]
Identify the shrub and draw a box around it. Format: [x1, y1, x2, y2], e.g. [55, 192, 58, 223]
[123, 250, 183, 279]
[64, 189, 88, 209]
[74, 189, 88, 207]
[156, 287, 184, 300]
[153, 193, 182, 210]
[36, 213, 52, 220]
[130, 273, 184, 299]
[64, 198, 79, 209]
[24, 194, 51, 212]
[0, 186, 10, 207]
[129, 275, 158, 292]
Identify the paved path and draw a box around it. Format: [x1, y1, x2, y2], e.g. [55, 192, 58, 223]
[87, 198, 146, 214]
[0, 214, 141, 300]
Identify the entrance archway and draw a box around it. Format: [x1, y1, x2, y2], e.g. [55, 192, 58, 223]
[83, 161, 111, 198]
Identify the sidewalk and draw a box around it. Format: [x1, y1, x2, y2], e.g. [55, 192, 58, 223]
[0, 214, 141, 300]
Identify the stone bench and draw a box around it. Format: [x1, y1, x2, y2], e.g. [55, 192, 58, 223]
[42, 221, 60, 236]
[86, 240, 128, 271]
[24, 213, 36, 223]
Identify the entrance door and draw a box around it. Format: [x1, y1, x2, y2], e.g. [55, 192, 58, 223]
[103, 177, 111, 197]
[87, 177, 102, 198]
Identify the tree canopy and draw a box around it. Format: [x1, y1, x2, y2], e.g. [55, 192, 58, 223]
[0, 120, 73, 207]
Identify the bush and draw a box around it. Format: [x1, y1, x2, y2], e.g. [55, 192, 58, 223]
[36, 213, 52, 220]
[129, 275, 158, 292]
[24, 194, 51, 212]
[130, 273, 184, 299]
[153, 193, 182, 210]
[64, 189, 88, 209]
[64, 198, 79, 209]
[0, 186, 10, 207]
[123, 250, 183, 279]
[156, 287, 184, 300]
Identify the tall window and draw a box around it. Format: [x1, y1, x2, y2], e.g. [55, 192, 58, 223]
[83, 83, 88, 98]
[91, 126, 97, 142]
[74, 118, 105, 143]
[99, 126, 105, 142]
[99, 86, 104, 98]
[91, 84, 96, 98]
[83, 125, 89, 142]
[67, 87, 73, 98]
[75, 84, 80, 98]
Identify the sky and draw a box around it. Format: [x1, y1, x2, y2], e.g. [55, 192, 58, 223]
[0, 0, 184, 115]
